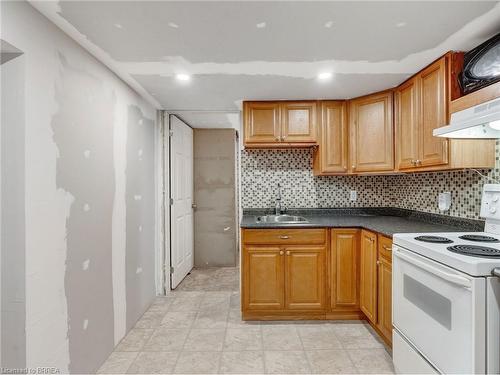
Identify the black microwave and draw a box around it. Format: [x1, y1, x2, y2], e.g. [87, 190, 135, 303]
[459, 32, 500, 95]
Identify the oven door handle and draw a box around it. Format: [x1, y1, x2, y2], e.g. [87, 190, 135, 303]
[394, 250, 472, 289]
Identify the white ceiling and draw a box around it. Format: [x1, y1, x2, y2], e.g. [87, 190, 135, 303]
[31, 1, 500, 127]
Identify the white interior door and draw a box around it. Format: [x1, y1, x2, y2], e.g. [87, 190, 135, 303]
[170, 116, 194, 288]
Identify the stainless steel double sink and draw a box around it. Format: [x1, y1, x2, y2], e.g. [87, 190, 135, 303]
[255, 214, 308, 224]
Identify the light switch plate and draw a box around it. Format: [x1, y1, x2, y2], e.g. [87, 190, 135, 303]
[350, 190, 357, 202]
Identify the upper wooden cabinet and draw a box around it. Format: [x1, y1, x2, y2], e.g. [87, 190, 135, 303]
[395, 78, 420, 170]
[395, 54, 495, 171]
[313, 101, 348, 175]
[243, 101, 317, 147]
[243, 102, 281, 144]
[419, 57, 449, 168]
[282, 102, 317, 143]
[349, 91, 394, 173]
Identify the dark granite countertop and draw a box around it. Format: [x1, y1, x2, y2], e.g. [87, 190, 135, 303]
[240, 208, 484, 238]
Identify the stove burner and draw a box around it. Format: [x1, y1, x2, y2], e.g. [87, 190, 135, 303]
[415, 235, 453, 244]
[448, 245, 500, 258]
[459, 234, 500, 243]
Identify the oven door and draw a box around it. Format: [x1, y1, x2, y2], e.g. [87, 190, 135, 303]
[392, 245, 486, 374]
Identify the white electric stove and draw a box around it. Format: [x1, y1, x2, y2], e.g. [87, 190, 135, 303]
[392, 184, 500, 374]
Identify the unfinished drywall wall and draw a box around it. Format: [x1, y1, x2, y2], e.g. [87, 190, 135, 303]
[1, 2, 157, 373]
[194, 129, 237, 267]
[1, 44, 26, 369]
[125, 105, 155, 330]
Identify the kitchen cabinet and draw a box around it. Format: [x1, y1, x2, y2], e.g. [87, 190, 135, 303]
[313, 101, 348, 175]
[241, 228, 327, 317]
[243, 246, 285, 311]
[349, 91, 394, 173]
[419, 57, 449, 167]
[330, 229, 360, 317]
[377, 235, 393, 344]
[285, 247, 326, 310]
[395, 77, 420, 170]
[243, 101, 317, 147]
[243, 102, 281, 144]
[282, 102, 317, 143]
[395, 54, 495, 171]
[360, 229, 378, 323]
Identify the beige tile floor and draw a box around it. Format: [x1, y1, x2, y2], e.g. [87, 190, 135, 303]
[98, 267, 394, 374]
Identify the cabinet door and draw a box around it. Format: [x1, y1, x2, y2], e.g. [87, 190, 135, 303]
[419, 57, 449, 167]
[281, 102, 317, 143]
[285, 246, 326, 310]
[349, 92, 394, 172]
[395, 78, 420, 170]
[243, 246, 284, 310]
[377, 257, 392, 343]
[244, 102, 281, 144]
[331, 229, 360, 310]
[360, 230, 377, 323]
[317, 101, 348, 173]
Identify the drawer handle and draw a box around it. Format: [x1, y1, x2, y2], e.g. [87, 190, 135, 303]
[382, 245, 392, 252]
[279, 235, 290, 239]
[279, 250, 284, 255]
[286, 251, 290, 256]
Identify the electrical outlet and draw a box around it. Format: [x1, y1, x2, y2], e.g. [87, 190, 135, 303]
[350, 190, 357, 202]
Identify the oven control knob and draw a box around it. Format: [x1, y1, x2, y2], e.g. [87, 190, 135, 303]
[490, 207, 497, 214]
[493, 195, 499, 202]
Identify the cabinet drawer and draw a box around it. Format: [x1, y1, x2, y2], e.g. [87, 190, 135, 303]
[378, 235, 393, 263]
[243, 229, 326, 245]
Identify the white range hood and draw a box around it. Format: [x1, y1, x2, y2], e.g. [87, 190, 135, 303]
[433, 97, 500, 138]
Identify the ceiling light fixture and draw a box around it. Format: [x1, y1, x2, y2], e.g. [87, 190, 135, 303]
[113, 23, 123, 29]
[324, 21, 334, 28]
[317, 72, 333, 80]
[256, 22, 266, 29]
[396, 22, 407, 27]
[176, 73, 191, 81]
[168, 22, 179, 29]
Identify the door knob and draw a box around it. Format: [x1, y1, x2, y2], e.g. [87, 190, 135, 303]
[192, 203, 197, 209]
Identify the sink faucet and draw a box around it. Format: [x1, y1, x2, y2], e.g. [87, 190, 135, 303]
[275, 183, 284, 215]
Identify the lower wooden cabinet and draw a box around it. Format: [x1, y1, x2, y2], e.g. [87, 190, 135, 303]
[285, 247, 326, 310]
[377, 256, 392, 342]
[360, 230, 378, 323]
[241, 227, 393, 345]
[330, 229, 360, 317]
[242, 229, 327, 317]
[243, 246, 284, 311]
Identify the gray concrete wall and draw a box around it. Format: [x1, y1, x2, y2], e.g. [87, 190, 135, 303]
[1, 2, 157, 373]
[193, 129, 237, 267]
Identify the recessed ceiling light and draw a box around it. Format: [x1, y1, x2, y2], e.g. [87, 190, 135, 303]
[256, 22, 266, 29]
[317, 72, 333, 80]
[324, 21, 334, 28]
[176, 73, 191, 81]
[114, 23, 123, 29]
[396, 22, 407, 28]
[168, 22, 179, 29]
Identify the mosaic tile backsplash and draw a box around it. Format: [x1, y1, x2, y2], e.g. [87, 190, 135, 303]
[241, 144, 500, 220]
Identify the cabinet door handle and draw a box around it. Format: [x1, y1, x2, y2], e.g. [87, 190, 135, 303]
[279, 235, 290, 239]
[376, 260, 381, 266]
[281, 136, 286, 141]
[275, 137, 280, 141]
[382, 245, 392, 252]
[279, 250, 284, 255]
[286, 251, 290, 256]
[352, 165, 356, 170]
